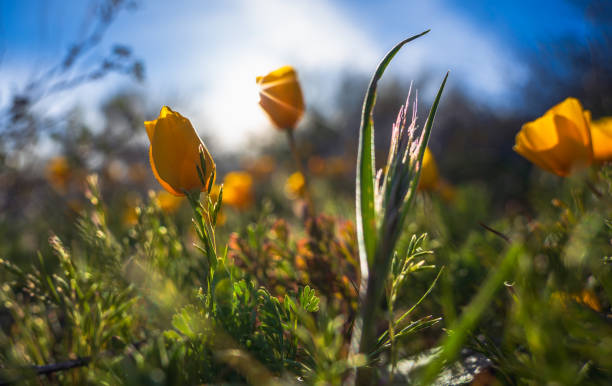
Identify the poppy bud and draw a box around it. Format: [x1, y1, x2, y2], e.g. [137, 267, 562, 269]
[144, 106, 215, 196]
[256, 66, 305, 130]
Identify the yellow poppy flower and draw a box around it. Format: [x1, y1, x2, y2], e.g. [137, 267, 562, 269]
[256, 65, 305, 130]
[588, 115, 612, 162]
[144, 106, 215, 196]
[222, 171, 253, 210]
[46, 156, 71, 193]
[418, 147, 439, 191]
[156, 191, 184, 213]
[514, 97, 593, 176]
[285, 171, 306, 198]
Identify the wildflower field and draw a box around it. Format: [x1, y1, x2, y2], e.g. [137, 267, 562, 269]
[1, 1, 612, 385]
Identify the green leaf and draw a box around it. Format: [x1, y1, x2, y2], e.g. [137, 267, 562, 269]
[172, 305, 200, 339]
[356, 29, 430, 270]
[299, 285, 320, 312]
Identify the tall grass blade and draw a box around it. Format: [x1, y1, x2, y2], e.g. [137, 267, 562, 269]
[419, 244, 524, 385]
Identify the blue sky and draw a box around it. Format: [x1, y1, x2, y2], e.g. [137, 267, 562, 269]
[0, 0, 596, 150]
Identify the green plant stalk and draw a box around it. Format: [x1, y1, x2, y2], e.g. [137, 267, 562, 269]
[351, 30, 449, 385]
[351, 32, 430, 368]
[358, 76, 447, 355]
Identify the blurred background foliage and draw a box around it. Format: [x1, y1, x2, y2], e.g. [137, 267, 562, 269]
[0, 0, 611, 384]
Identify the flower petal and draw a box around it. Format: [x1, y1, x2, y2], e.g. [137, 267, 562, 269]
[591, 117, 612, 162]
[144, 120, 157, 142]
[550, 97, 591, 148]
[513, 97, 593, 176]
[149, 146, 182, 196]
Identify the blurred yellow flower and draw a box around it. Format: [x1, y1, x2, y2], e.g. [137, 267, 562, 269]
[46, 156, 71, 193]
[256, 65, 305, 130]
[551, 289, 602, 312]
[222, 171, 253, 210]
[588, 115, 612, 163]
[577, 289, 602, 312]
[514, 97, 593, 176]
[295, 255, 307, 270]
[156, 191, 184, 213]
[418, 147, 439, 191]
[285, 171, 306, 198]
[145, 106, 215, 196]
[123, 207, 139, 226]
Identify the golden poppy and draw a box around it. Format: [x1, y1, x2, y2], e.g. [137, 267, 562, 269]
[285, 171, 306, 198]
[588, 115, 612, 163]
[418, 147, 439, 191]
[144, 106, 215, 196]
[222, 171, 253, 210]
[256, 65, 305, 130]
[514, 97, 592, 176]
[46, 156, 71, 193]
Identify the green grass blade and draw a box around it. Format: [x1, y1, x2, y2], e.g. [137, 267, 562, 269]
[419, 243, 523, 385]
[395, 266, 444, 326]
[356, 29, 430, 269]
